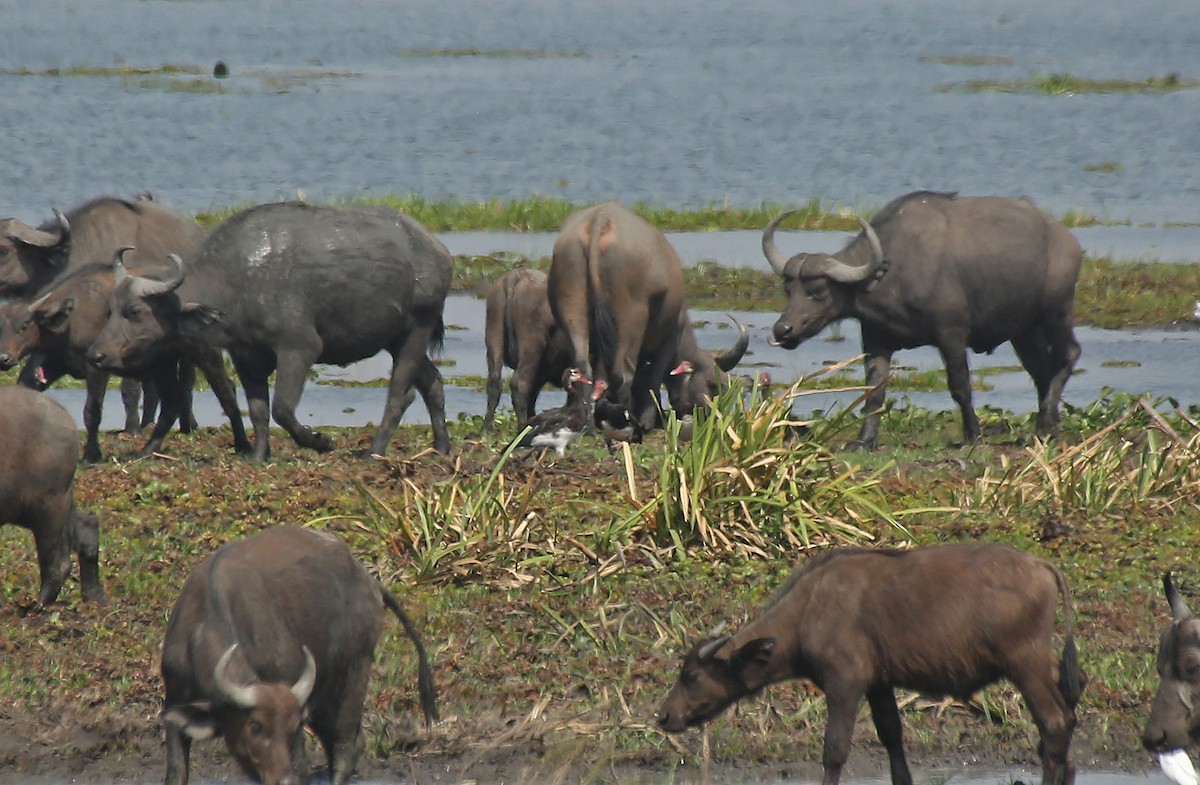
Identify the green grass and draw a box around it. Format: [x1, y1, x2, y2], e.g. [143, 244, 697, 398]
[2, 392, 1195, 779]
[939, 71, 1200, 95]
[917, 54, 1014, 67]
[396, 48, 589, 60]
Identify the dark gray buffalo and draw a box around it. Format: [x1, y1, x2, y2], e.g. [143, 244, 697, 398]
[658, 543, 1083, 785]
[0, 249, 237, 462]
[88, 201, 453, 461]
[0, 195, 208, 454]
[762, 191, 1083, 447]
[161, 525, 437, 785]
[1142, 573, 1200, 754]
[0, 386, 103, 606]
[547, 201, 687, 428]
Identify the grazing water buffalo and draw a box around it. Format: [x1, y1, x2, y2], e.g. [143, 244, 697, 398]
[1142, 573, 1200, 753]
[0, 250, 223, 462]
[762, 191, 1083, 447]
[0, 386, 103, 606]
[547, 201, 687, 428]
[664, 316, 750, 413]
[161, 525, 438, 785]
[483, 268, 576, 431]
[658, 543, 1083, 785]
[88, 201, 453, 461]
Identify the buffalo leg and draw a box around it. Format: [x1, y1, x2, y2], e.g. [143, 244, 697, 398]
[164, 726, 192, 785]
[415, 355, 451, 454]
[271, 346, 332, 454]
[820, 683, 864, 785]
[82, 370, 110, 464]
[70, 508, 104, 603]
[240, 374, 273, 462]
[371, 329, 448, 455]
[1011, 660, 1077, 785]
[119, 376, 142, 434]
[867, 686, 913, 785]
[317, 667, 371, 785]
[1038, 322, 1081, 435]
[139, 375, 160, 431]
[138, 364, 186, 457]
[192, 347, 251, 454]
[937, 341, 979, 443]
[631, 345, 675, 430]
[31, 510, 72, 607]
[854, 348, 893, 449]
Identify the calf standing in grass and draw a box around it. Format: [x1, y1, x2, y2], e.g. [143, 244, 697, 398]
[658, 543, 1083, 785]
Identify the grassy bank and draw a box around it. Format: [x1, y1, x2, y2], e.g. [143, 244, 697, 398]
[192, 194, 1114, 234]
[0, 385, 1193, 783]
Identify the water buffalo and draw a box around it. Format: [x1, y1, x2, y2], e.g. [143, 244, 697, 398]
[658, 543, 1083, 785]
[0, 250, 227, 462]
[1142, 573, 1200, 754]
[762, 191, 1083, 447]
[0, 195, 207, 448]
[483, 268, 576, 431]
[161, 525, 437, 785]
[547, 201, 687, 428]
[88, 201, 453, 461]
[0, 386, 103, 606]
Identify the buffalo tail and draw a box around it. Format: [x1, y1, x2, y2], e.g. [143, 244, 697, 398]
[380, 586, 440, 726]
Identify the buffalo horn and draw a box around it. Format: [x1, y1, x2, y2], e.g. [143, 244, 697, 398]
[1165, 572, 1193, 620]
[290, 647, 317, 706]
[696, 634, 732, 663]
[815, 217, 885, 285]
[128, 252, 186, 298]
[213, 644, 259, 709]
[711, 315, 750, 372]
[761, 210, 797, 276]
[0, 218, 61, 249]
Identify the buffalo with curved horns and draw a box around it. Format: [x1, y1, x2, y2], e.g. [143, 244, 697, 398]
[88, 201, 452, 461]
[161, 525, 437, 785]
[762, 191, 1082, 447]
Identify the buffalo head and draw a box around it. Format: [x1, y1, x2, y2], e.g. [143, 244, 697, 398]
[164, 644, 316, 785]
[657, 633, 776, 733]
[761, 212, 885, 349]
[0, 210, 71, 296]
[88, 250, 221, 373]
[1144, 573, 1200, 753]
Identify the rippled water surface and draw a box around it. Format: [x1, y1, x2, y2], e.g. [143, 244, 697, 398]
[4, 0, 1200, 225]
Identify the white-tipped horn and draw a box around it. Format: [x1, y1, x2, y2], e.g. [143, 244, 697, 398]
[290, 647, 317, 706]
[128, 253, 186, 298]
[213, 644, 259, 709]
[761, 210, 797, 275]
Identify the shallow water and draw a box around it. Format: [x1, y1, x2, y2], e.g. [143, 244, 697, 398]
[44, 295, 1200, 432]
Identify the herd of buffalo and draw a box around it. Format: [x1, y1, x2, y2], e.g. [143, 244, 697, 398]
[0, 192, 1197, 785]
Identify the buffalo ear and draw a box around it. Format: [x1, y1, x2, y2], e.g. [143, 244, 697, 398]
[731, 637, 776, 676]
[36, 297, 74, 334]
[163, 702, 219, 740]
[178, 303, 223, 334]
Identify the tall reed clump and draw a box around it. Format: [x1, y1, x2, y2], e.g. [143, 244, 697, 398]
[963, 396, 1200, 518]
[348, 439, 549, 586]
[630, 371, 910, 556]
